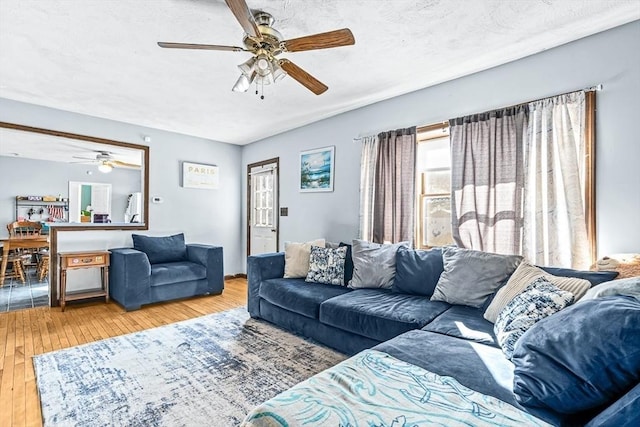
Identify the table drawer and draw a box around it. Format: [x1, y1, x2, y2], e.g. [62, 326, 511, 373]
[63, 254, 108, 268]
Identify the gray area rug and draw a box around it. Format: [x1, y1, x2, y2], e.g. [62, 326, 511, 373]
[33, 307, 346, 426]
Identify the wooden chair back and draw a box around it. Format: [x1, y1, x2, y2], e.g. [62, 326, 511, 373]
[7, 221, 43, 237]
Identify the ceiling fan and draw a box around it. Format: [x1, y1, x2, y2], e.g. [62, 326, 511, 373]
[71, 151, 139, 173]
[157, 0, 355, 97]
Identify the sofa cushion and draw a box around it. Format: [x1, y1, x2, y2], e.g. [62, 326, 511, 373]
[259, 278, 351, 319]
[584, 382, 640, 427]
[431, 247, 522, 308]
[306, 246, 347, 286]
[539, 266, 618, 286]
[484, 261, 590, 323]
[348, 239, 409, 289]
[512, 295, 640, 414]
[319, 289, 449, 342]
[373, 330, 564, 426]
[422, 305, 498, 347]
[494, 278, 574, 359]
[133, 233, 187, 264]
[283, 239, 326, 278]
[393, 247, 443, 297]
[580, 276, 640, 302]
[150, 261, 206, 287]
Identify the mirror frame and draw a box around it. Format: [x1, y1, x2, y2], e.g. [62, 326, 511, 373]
[1, 121, 150, 307]
[0, 121, 150, 230]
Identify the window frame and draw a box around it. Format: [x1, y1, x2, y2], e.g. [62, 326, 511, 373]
[415, 122, 452, 249]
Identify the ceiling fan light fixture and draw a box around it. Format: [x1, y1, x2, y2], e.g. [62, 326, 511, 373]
[232, 74, 251, 92]
[255, 55, 272, 77]
[271, 59, 287, 82]
[98, 161, 113, 173]
[238, 57, 256, 76]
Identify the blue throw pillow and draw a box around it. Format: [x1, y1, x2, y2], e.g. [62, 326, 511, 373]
[132, 233, 187, 264]
[339, 242, 353, 285]
[539, 266, 618, 286]
[393, 247, 443, 297]
[512, 295, 640, 414]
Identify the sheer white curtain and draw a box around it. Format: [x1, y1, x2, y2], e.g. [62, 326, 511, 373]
[358, 135, 378, 241]
[524, 91, 590, 269]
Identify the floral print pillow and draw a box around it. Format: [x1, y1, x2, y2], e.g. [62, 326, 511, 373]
[305, 246, 347, 286]
[495, 277, 575, 359]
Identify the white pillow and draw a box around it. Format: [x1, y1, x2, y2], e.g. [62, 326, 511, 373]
[283, 239, 326, 278]
[484, 261, 591, 323]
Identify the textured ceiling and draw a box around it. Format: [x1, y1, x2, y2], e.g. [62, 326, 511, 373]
[0, 0, 638, 145]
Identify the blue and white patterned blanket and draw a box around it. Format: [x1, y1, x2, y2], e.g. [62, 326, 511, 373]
[241, 349, 550, 427]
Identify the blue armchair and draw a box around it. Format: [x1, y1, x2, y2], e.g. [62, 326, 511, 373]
[109, 233, 224, 311]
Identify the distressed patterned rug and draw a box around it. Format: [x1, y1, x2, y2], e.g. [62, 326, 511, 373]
[33, 307, 346, 426]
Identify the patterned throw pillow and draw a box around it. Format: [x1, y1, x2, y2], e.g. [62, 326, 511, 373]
[305, 246, 347, 286]
[484, 261, 591, 323]
[494, 278, 575, 359]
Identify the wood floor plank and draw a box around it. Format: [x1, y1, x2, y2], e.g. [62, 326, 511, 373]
[1, 278, 247, 427]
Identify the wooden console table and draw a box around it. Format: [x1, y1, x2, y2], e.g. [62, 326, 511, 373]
[59, 250, 110, 311]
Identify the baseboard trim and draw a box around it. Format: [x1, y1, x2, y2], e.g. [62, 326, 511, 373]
[224, 273, 247, 280]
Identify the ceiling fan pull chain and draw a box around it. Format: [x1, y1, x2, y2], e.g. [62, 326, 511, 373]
[261, 78, 265, 100]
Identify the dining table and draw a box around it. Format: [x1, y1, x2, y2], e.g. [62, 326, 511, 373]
[0, 235, 50, 286]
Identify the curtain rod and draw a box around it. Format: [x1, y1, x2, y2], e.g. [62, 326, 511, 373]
[362, 84, 603, 138]
[501, 84, 603, 111]
[418, 84, 603, 132]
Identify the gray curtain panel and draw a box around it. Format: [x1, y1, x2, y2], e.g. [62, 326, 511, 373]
[373, 127, 416, 244]
[449, 107, 528, 255]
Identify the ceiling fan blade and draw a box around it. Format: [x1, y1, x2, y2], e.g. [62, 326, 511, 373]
[279, 59, 328, 95]
[110, 160, 140, 168]
[224, 0, 261, 39]
[71, 156, 95, 161]
[157, 42, 247, 52]
[281, 28, 355, 53]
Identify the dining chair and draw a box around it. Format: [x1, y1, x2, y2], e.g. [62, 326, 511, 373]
[6, 221, 47, 282]
[0, 252, 27, 285]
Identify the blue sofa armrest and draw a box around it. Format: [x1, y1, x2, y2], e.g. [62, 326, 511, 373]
[186, 244, 224, 294]
[247, 252, 285, 318]
[109, 248, 151, 311]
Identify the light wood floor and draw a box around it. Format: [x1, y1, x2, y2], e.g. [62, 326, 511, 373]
[0, 278, 248, 427]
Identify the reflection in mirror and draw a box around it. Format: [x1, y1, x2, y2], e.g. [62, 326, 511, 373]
[0, 122, 149, 236]
[68, 182, 113, 223]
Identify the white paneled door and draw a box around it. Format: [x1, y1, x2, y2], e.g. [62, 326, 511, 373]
[248, 160, 278, 255]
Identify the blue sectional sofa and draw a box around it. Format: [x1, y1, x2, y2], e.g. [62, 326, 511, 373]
[109, 233, 224, 311]
[247, 251, 639, 426]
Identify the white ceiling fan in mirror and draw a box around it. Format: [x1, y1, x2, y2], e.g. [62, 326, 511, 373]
[70, 150, 141, 174]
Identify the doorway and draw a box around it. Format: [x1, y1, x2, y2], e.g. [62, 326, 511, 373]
[247, 158, 279, 256]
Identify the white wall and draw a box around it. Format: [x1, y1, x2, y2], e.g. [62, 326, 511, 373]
[0, 100, 244, 276]
[242, 20, 640, 265]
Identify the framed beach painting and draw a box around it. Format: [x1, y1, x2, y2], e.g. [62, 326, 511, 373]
[299, 146, 335, 192]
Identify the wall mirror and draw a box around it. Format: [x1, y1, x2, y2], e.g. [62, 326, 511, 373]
[0, 121, 149, 235]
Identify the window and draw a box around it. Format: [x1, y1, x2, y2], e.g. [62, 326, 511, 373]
[252, 171, 274, 227]
[416, 123, 453, 248]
